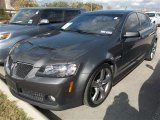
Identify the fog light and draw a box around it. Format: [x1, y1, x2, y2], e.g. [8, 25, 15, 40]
[48, 96, 56, 102]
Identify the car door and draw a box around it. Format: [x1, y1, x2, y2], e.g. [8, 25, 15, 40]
[121, 13, 143, 70]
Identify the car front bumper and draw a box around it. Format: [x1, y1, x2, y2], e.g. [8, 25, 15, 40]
[0, 46, 10, 64]
[5, 73, 87, 110]
[0, 40, 13, 64]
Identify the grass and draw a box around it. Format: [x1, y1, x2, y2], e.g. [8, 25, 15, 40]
[0, 90, 32, 120]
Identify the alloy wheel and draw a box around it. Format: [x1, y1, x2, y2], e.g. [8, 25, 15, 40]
[90, 68, 111, 105]
[150, 41, 157, 59]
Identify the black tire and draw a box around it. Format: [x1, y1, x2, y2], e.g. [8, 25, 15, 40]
[146, 40, 157, 61]
[83, 63, 112, 107]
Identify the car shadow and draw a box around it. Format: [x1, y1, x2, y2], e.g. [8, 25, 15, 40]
[0, 73, 5, 82]
[139, 61, 160, 120]
[0, 70, 6, 84]
[34, 106, 62, 120]
[104, 60, 160, 120]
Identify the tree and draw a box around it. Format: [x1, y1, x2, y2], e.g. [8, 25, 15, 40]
[11, 0, 38, 10]
[45, 2, 103, 11]
[46, 2, 68, 7]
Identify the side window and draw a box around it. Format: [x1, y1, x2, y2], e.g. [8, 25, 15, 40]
[125, 13, 140, 32]
[64, 10, 80, 22]
[41, 10, 64, 23]
[138, 13, 151, 30]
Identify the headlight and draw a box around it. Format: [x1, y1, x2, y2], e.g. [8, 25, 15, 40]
[36, 64, 79, 78]
[0, 32, 11, 40]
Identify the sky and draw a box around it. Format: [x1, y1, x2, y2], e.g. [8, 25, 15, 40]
[36, 0, 160, 11]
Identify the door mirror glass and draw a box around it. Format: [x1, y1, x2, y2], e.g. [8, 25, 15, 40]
[39, 19, 49, 25]
[123, 32, 140, 38]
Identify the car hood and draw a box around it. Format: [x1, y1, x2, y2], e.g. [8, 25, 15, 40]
[0, 24, 35, 32]
[11, 30, 109, 67]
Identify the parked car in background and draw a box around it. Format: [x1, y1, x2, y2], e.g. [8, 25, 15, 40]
[5, 10, 157, 110]
[0, 7, 86, 64]
[145, 12, 160, 26]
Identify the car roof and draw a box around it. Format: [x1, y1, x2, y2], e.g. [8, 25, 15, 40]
[20, 7, 86, 11]
[83, 10, 134, 15]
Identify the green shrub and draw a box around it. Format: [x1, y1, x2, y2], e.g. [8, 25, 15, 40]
[0, 91, 32, 120]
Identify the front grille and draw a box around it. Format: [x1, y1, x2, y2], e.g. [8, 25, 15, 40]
[20, 88, 44, 102]
[14, 63, 33, 78]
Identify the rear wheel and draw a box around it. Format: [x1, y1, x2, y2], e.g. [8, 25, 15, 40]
[146, 40, 157, 61]
[83, 63, 112, 107]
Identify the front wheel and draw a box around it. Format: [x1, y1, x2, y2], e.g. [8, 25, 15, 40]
[83, 63, 112, 107]
[146, 40, 157, 61]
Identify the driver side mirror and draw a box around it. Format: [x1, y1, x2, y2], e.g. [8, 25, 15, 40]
[38, 19, 49, 25]
[123, 31, 140, 38]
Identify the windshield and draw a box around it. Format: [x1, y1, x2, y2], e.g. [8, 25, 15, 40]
[10, 9, 40, 25]
[146, 13, 155, 17]
[61, 14, 123, 35]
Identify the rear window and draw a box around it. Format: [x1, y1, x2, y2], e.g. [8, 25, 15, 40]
[41, 10, 64, 23]
[64, 10, 80, 22]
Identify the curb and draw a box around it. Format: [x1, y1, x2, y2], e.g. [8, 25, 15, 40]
[0, 69, 48, 120]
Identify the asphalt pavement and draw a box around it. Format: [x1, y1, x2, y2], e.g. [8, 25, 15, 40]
[1, 28, 160, 120]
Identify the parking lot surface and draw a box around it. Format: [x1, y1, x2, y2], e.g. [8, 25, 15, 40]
[1, 28, 160, 120]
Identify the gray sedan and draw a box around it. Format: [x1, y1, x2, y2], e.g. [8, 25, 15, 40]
[5, 10, 157, 110]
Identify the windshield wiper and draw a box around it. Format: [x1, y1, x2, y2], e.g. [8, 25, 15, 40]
[60, 28, 74, 32]
[61, 28, 110, 36]
[9, 22, 32, 26]
[74, 29, 97, 35]
[9, 22, 21, 25]
[61, 28, 97, 35]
